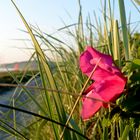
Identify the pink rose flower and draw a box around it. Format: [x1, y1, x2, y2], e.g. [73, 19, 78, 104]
[80, 46, 127, 120]
[80, 46, 121, 81]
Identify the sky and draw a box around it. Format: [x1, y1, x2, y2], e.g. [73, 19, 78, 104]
[0, 0, 140, 64]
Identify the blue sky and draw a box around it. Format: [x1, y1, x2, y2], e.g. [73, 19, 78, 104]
[0, 0, 140, 64]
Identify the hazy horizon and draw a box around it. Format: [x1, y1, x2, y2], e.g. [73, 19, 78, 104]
[0, 0, 140, 64]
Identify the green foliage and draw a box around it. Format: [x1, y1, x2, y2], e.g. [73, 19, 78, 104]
[0, 0, 140, 139]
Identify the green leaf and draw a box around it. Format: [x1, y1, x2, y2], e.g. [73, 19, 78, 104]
[131, 59, 140, 70]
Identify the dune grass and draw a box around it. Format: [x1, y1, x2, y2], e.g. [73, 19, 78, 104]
[0, 0, 140, 139]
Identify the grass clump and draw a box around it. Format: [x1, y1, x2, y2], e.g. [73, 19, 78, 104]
[0, 0, 140, 139]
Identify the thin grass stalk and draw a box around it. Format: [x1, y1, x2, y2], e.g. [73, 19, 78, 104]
[113, 20, 121, 66]
[8, 70, 46, 114]
[117, 123, 120, 139]
[131, 0, 140, 13]
[108, 0, 114, 55]
[119, 119, 124, 137]
[103, 127, 108, 140]
[0, 103, 89, 140]
[119, 125, 130, 140]
[0, 118, 29, 140]
[77, 0, 85, 54]
[12, 100, 17, 140]
[0, 83, 117, 107]
[102, 0, 112, 55]
[95, 13, 104, 45]
[101, 0, 107, 23]
[55, 57, 73, 110]
[37, 58, 60, 139]
[89, 17, 94, 46]
[11, 1, 81, 139]
[60, 57, 101, 139]
[34, 120, 46, 140]
[33, 29, 75, 94]
[108, 0, 114, 33]
[111, 122, 115, 140]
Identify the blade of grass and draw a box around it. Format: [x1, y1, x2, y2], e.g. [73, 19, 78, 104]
[77, 0, 85, 54]
[60, 57, 101, 139]
[0, 103, 89, 140]
[118, 0, 129, 60]
[11, 1, 83, 139]
[0, 118, 29, 140]
[31, 5, 89, 139]
[113, 20, 121, 66]
[119, 125, 130, 140]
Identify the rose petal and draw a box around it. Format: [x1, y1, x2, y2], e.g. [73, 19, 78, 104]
[94, 75, 127, 102]
[80, 46, 121, 81]
[80, 49, 93, 74]
[81, 74, 126, 120]
[87, 46, 113, 66]
[81, 91, 104, 120]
